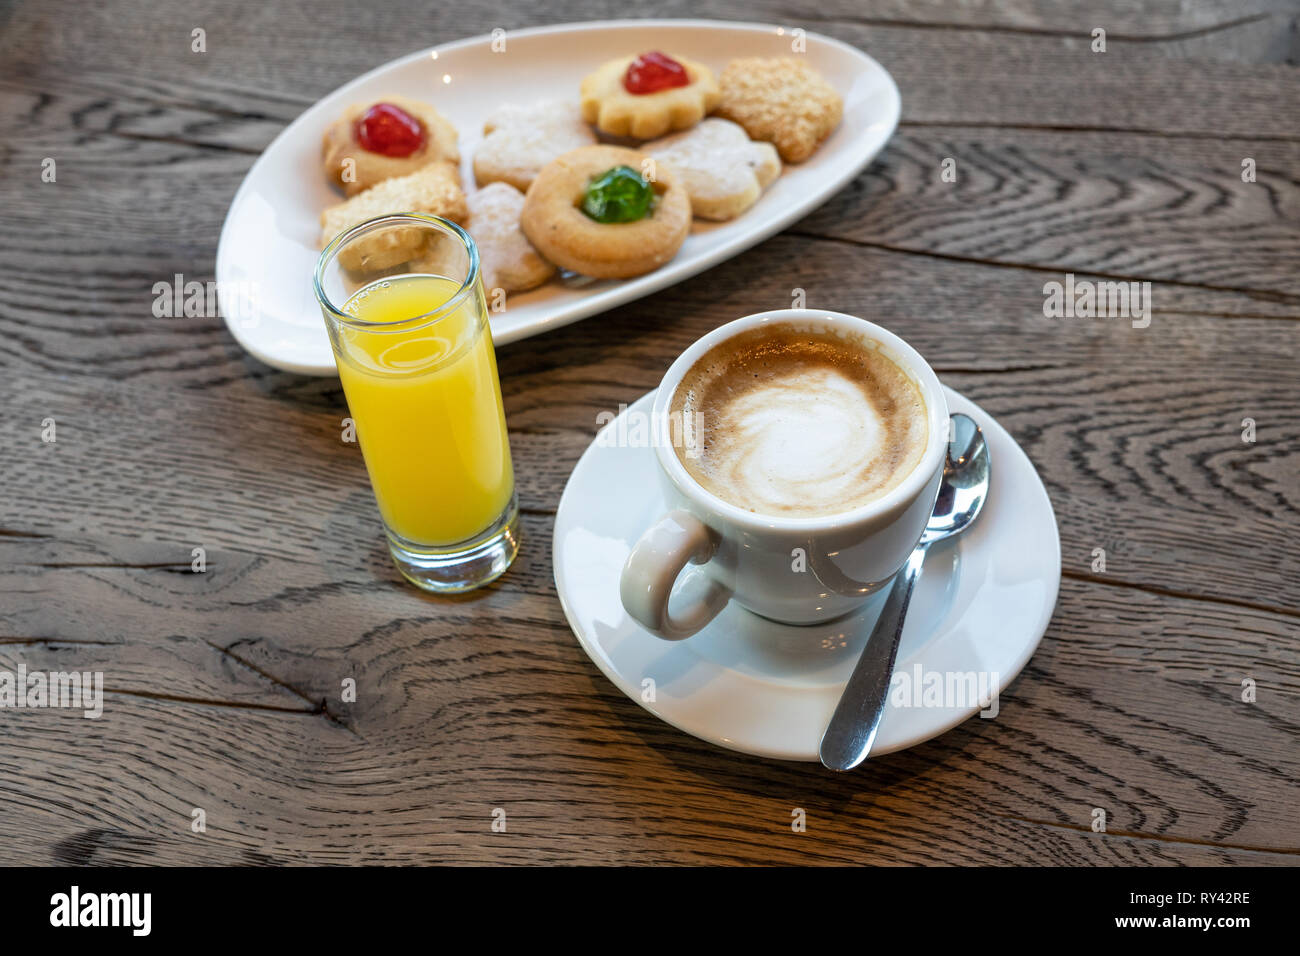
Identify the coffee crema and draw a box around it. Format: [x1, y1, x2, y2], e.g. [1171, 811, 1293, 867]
[668, 324, 929, 518]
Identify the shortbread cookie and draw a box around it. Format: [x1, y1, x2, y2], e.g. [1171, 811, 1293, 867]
[320, 161, 468, 272]
[714, 57, 842, 163]
[473, 100, 597, 193]
[322, 95, 460, 196]
[520, 145, 690, 279]
[645, 118, 781, 220]
[580, 52, 719, 140]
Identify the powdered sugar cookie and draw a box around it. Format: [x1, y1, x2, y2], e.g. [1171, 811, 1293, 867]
[714, 57, 842, 163]
[473, 100, 596, 193]
[645, 118, 781, 220]
[320, 161, 467, 271]
[321, 95, 460, 196]
[520, 145, 690, 279]
[580, 52, 719, 140]
[464, 183, 557, 293]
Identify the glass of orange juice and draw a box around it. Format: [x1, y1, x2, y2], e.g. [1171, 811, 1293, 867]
[313, 214, 519, 592]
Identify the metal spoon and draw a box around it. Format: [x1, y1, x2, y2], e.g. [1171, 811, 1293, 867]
[819, 413, 991, 771]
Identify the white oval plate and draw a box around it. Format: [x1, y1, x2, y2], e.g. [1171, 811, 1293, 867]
[215, 19, 901, 375]
[553, 387, 1061, 762]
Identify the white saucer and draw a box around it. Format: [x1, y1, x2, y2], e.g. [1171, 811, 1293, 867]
[553, 386, 1060, 761]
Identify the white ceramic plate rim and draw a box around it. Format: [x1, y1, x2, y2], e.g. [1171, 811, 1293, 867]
[215, 19, 902, 375]
[553, 385, 1061, 762]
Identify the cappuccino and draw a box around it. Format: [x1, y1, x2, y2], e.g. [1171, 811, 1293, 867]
[669, 324, 928, 518]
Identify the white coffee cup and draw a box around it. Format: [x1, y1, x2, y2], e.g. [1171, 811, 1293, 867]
[619, 310, 949, 640]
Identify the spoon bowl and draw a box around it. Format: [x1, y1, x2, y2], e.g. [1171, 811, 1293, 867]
[819, 413, 992, 771]
[922, 413, 990, 546]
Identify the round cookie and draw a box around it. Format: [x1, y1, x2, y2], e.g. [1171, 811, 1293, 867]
[473, 99, 596, 193]
[644, 118, 781, 220]
[580, 52, 719, 140]
[520, 145, 691, 279]
[322, 94, 460, 196]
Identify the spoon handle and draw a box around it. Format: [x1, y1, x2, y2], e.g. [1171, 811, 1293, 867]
[819, 545, 927, 771]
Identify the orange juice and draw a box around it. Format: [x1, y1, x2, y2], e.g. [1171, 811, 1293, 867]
[335, 275, 514, 545]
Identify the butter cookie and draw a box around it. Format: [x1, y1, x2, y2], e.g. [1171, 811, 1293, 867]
[580, 52, 719, 140]
[645, 118, 780, 220]
[473, 99, 596, 193]
[322, 95, 459, 196]
[714, 57, 842, 163]
[320, 161, 468, 271]
[520, 145, 690, 279]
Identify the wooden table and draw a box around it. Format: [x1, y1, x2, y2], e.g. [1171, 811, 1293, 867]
[2, 0, 1297, 866]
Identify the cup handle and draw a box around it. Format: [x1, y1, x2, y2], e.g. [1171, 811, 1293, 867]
[620, 510, 731, 641]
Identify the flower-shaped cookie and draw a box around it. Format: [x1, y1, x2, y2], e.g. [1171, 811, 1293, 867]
[714, 57, 842, 163]
[580, 52, 720, 140]
[645, 118, 781, 220]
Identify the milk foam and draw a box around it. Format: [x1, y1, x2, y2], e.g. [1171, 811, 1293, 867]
[708, 367, 890, 513]
[671, 326, 928, 517]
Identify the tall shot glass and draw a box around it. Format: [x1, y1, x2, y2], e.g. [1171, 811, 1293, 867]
[314, 214, 519, 592]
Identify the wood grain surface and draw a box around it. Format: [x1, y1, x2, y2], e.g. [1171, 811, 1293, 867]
[0, 0, 1296, 866]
